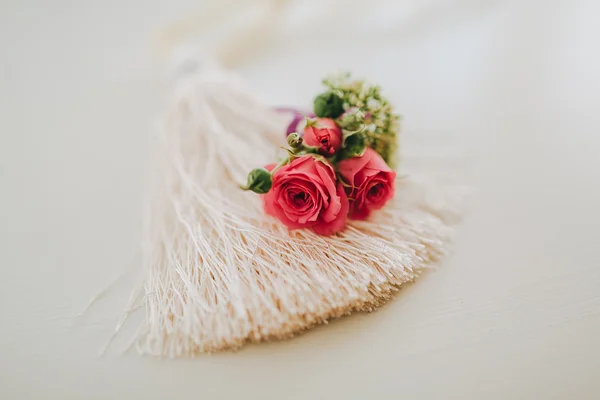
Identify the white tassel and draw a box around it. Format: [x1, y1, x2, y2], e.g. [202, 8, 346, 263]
[131, 51, 464, 357]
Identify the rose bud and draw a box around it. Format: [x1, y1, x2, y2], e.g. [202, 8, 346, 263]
[240, 168, 273, 194]
[261, 155, 349, 235]
[287, 132, 303, 149]
[314, 91, 344, 118]
[303, 118, 343, 156]
[337, 148, 396, 219]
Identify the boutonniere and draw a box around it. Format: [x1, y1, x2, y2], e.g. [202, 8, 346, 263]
[242, 73, 400, 235]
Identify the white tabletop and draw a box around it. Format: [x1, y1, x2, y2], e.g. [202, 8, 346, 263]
[1, 0, 599, 398]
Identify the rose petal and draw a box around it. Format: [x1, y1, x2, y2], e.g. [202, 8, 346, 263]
[278, 182, 320, 223]
[364, 148, 393, 172]
[280, 172, 329, 211]
[314, 159, 337, 194]
[272, 203, 313, 229]
[313, 183, 349, 235]
[337, 151, 372, 186]
[349, 185, 370, 219]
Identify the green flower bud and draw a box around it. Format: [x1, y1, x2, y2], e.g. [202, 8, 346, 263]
[287, 132, 303, 149]
[240, 168, 272, 194]
[313, 91, 344, 118]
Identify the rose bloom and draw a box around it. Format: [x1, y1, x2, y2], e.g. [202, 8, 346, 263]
[303, 118, 343, 156]
[337, 148, 396, 220]
[262, 155, 349, 235]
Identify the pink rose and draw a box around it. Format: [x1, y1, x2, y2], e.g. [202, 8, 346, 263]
[262, 155, 349, 235]
[303, 118, 343, 156]
[337, 148, 396, 220]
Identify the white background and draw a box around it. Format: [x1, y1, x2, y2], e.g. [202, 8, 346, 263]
[1, 0, 599, 398]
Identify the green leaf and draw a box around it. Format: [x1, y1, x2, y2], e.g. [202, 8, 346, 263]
[339, 133, 367, 160]
[313, 91, 344, 118]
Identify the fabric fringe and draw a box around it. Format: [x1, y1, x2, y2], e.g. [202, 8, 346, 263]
[135, 58, 464, 357]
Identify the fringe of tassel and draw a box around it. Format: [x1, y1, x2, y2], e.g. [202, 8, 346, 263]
[135, 59, 463, 357]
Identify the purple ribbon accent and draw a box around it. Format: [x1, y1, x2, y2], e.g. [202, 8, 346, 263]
[275, 107, 315, 136]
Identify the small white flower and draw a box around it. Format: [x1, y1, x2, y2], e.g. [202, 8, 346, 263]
[367, 99, 380, 110]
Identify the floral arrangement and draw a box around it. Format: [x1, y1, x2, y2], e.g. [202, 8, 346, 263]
[241, 73, 400, 235]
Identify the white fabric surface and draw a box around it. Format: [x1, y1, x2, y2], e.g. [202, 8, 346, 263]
[1, 0, 599, 398]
